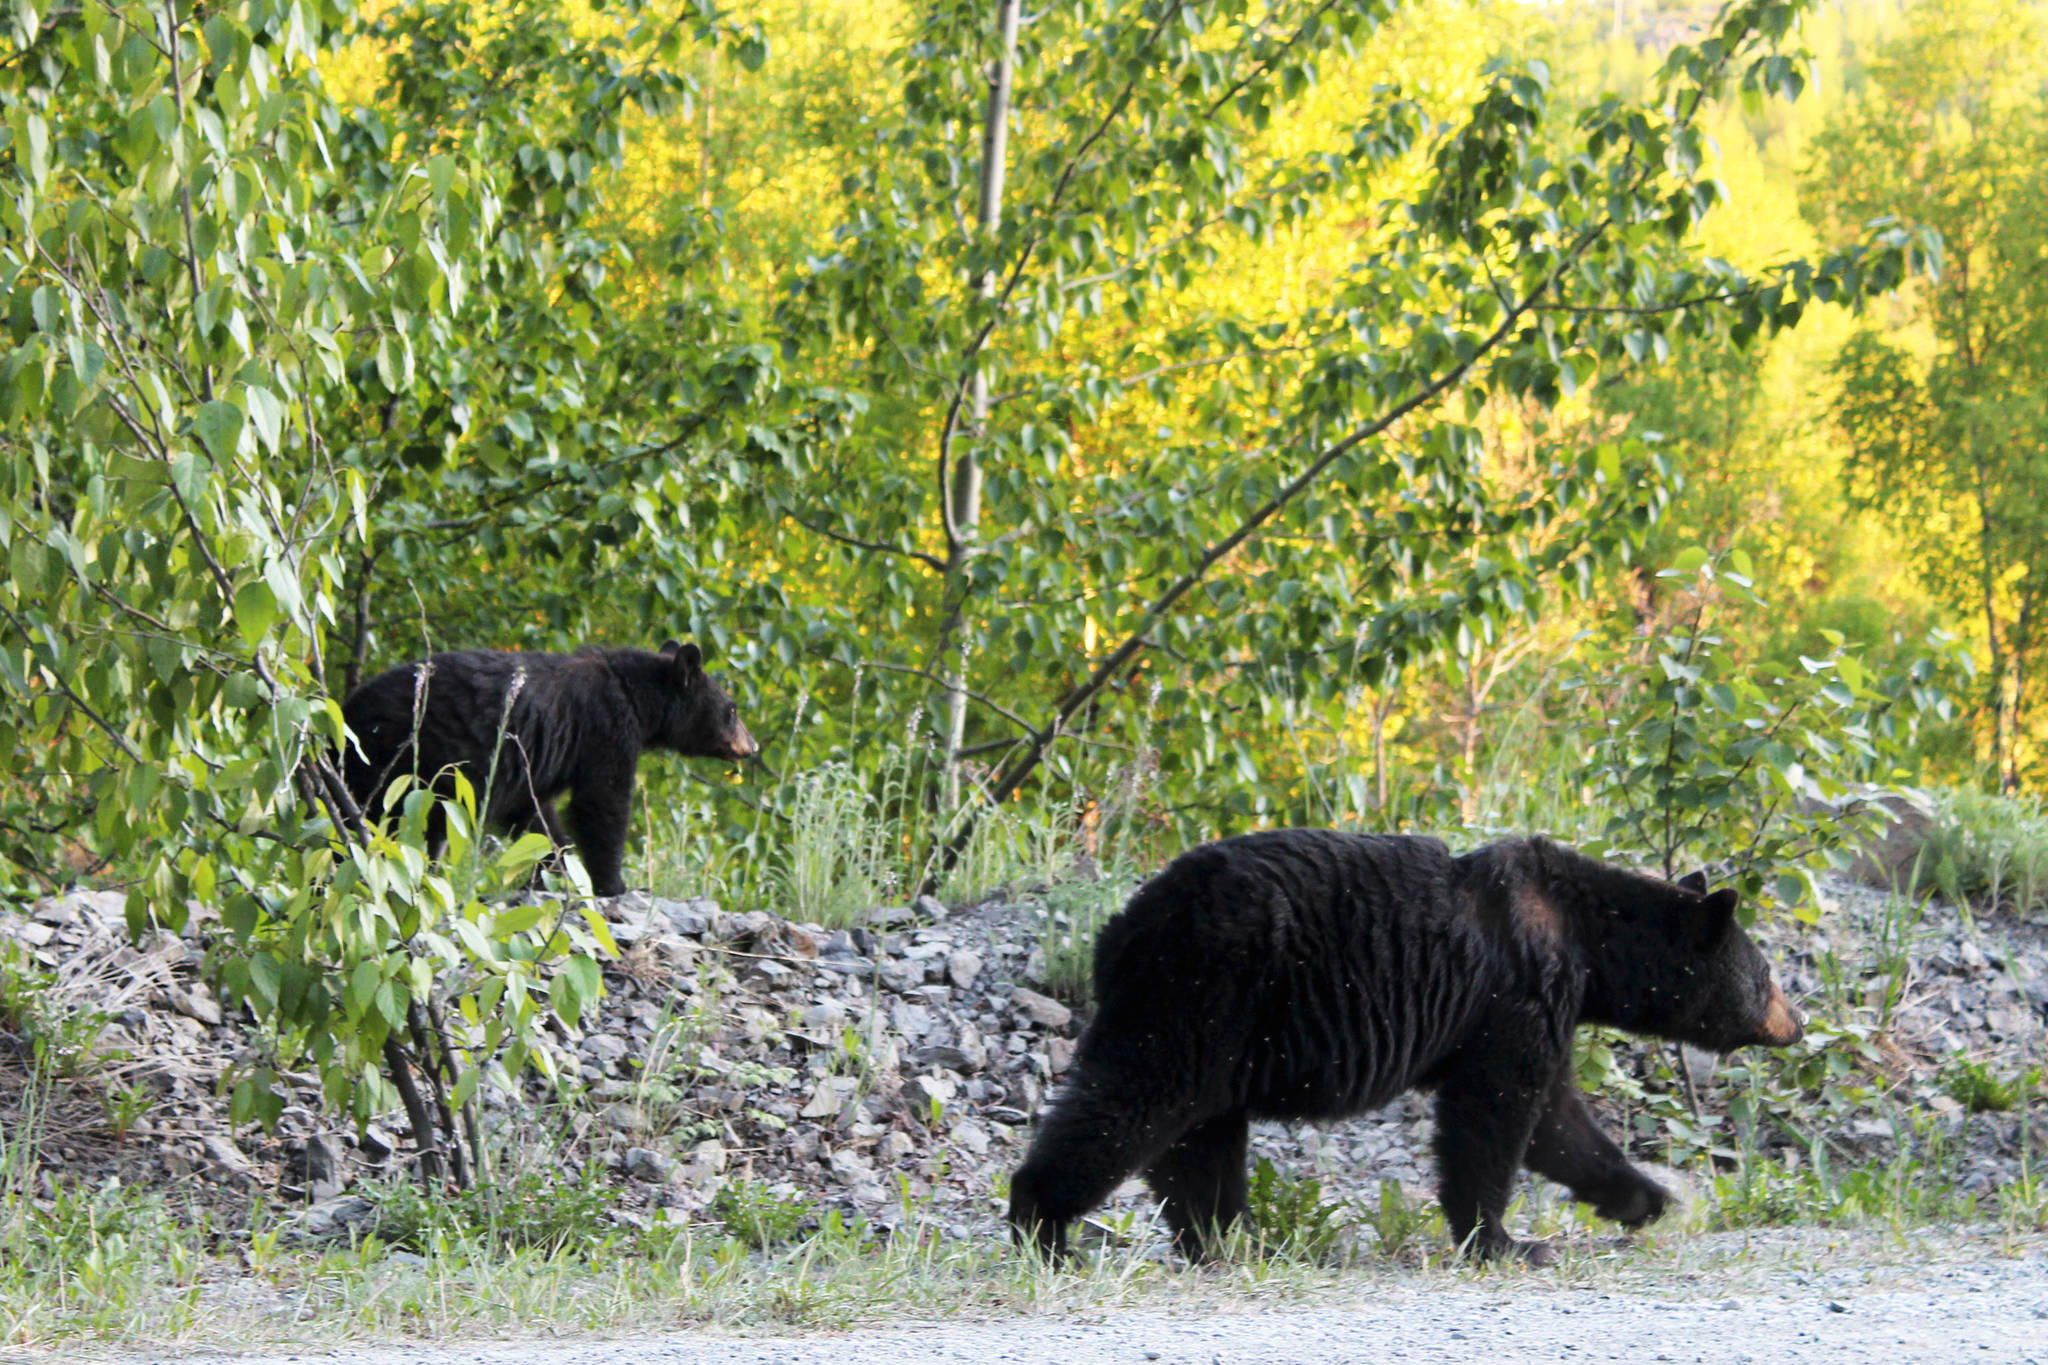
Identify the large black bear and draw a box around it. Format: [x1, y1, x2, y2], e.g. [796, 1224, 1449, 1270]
[1007, 829, 1804, 1264]
[341, 641, 756, 897]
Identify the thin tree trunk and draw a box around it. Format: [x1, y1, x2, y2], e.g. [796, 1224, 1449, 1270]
[941, 0, 1022, 813]
[1371, 682, 1398, 815]
[344, 544, 376, 697]
[382, 1034, 445, 1186]
[1966, 420, 2014, 789]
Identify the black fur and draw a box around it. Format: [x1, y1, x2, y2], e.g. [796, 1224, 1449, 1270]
[341, 640, 756, 897]
[1007, 829, 1804, 1264]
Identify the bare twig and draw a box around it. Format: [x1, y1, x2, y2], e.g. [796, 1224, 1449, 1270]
[788, 511, 948, 573]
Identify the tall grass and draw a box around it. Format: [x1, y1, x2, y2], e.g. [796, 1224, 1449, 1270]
[1920, 786, 2048, 921]
[1035, 873, 1134, 1004]
[774, 761, 899, 927]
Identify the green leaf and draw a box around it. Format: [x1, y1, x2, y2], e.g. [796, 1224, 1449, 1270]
[232, 579, 276, 647]
[244, 384, 286, 453]
[193, 399, 244, 462]
[22, 112, 49, 188]
[492, 902, 547, 938]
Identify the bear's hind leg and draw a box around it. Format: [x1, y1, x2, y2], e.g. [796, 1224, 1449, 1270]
[1524, 1066, 1670, 1228]
[1144, 1109, 1249, 1262]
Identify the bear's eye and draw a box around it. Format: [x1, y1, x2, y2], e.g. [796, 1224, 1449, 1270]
[726, 704, 736, 724]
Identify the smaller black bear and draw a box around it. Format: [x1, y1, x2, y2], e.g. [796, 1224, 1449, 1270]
[341, 640, 756, 897]
[1007, 829, 1805, 1265]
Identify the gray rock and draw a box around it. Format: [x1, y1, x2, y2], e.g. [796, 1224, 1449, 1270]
[598, 1102, 648, 1134]
[914, 894, 949, 923]
[280, 1194, 379, 1246]
[32, 897, 79, 925]
[581, 1033, 630, 1066]
[890, 1002, 934, 1040]
[200, 1133, 256, 1184]
[1010, 987, 1072, 1030]
[167, 982, 223, 1026]
[285, 1134, 348, 1200]
[802, 1001, 848, 1031]
[623, 1147, 676, 1183]
[911, 1044, 979, 1073]
[654, 896, 719, 937]
[947, 949, 984, 989]
[903, 1073, 958, 1113]
[10, 920, 56, 947]
[802, 1076, 860, 1119]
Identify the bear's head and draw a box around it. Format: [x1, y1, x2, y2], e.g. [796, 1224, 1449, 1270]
[1540, 840, 1804, 1053]
[654, 640, 759, 762]
[1652, 869, 1805, 1054]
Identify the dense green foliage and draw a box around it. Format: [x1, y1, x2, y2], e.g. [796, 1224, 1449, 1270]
[0, 0, 2035, 1178]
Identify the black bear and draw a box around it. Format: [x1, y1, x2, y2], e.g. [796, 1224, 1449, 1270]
[1007, 829, 1804, 1264]
[341, 640, 756, 897]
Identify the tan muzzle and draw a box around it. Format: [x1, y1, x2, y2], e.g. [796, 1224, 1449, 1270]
[1756, 983, 1805, 1046]
[727, 723, 760, 761]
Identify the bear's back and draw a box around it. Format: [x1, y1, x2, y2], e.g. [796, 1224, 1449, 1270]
[342, 648, 625, 811]
[1088, 829, 1531, 1119]
[1095, 829, 1460, 968]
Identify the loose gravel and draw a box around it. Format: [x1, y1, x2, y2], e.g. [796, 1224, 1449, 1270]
[118, 1230, 2048, 1365]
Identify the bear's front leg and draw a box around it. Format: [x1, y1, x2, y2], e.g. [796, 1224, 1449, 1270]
[565, 779, 633, 899]
[1523, 1064, 1671, 1229]
[1432, 1019, 1565, 1265]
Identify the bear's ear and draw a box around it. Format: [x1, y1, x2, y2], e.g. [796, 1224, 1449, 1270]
[664, 640, 703, 678]
[1692, 887, 1739, 950]
[1677, 870, 1709, 894]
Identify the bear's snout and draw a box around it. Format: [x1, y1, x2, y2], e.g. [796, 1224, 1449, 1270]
[724, 721, 760, 761]
[1755, 982, 1804, 1047]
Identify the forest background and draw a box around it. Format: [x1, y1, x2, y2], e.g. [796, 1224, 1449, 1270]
[3, 0, 2046, 1151]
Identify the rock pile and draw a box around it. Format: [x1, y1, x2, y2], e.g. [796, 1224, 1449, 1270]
[1, 869, 2043, 1249]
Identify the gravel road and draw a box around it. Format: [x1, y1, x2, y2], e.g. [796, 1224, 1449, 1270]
[125, 1236, 2048, 1365]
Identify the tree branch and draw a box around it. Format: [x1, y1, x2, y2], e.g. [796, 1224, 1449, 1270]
[788, 512, 947, 573]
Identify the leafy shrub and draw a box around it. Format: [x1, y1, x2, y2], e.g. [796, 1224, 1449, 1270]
[1353, 1179, 1441, 1259]
[1711, 1138, 1978, 1229]
[1939, 1056, 2031, 1114]
[712, 1179, 813, 1249]
[0, 945, 111, 1080]
[1570, 549, 1956, 919]
[1245, 1157, 1356, 1261]
[371, 1163, 617, 1256]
